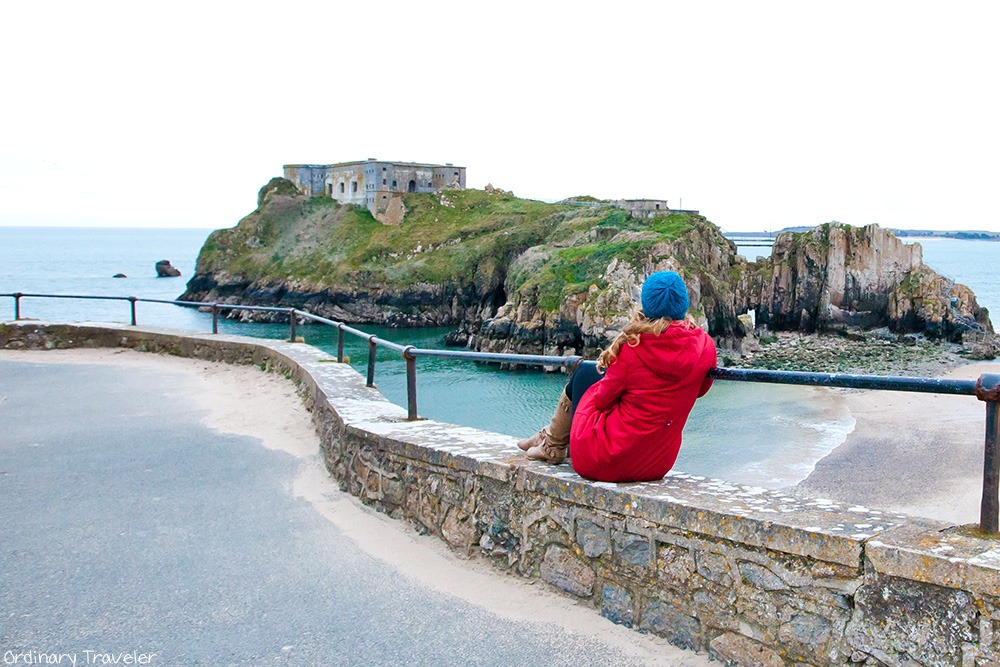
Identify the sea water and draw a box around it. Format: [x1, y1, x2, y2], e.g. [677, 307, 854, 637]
[2, 227, 996, 489]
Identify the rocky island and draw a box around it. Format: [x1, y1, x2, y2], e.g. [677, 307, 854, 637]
[181, 177, 997, 367]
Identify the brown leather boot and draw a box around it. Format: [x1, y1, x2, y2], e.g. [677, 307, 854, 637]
[517, 391, 572, 450]
[522, 392, 573, 464]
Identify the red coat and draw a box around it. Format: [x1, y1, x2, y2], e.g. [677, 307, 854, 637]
[570, 323, 717, 482]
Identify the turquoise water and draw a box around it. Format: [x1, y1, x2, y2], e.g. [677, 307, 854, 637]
[2, 227, 996, 489]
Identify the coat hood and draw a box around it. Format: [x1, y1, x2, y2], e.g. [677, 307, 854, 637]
[629, 323, 714, 383]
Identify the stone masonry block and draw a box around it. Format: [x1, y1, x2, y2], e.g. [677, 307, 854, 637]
[614, 532, 651, 568]
[441, 505, 477, 552]
[734, 589, 786, 645]
[866, 522, 1000, 599]
[696, 549, 733, 585]
[777, 612, 833, 655]
[540, 545, 595, 598]
[473, 477, 517, 561]
[380, 477, 406, 507]
[656, 543, 696, 589]
[847, 572, 978, 666]
[416, 492, 442, 533]
[601, 585, 634, 627]
[693, 587, 739, 633]
[363, 468, 381, 497]
[576, 518, 610, 558]
[638, 598, 703, 650]
[439, 476, 465, 507]
[519, 503, 574, 571]
[740, 562, 790, 591]
[710, 631, 785, 667]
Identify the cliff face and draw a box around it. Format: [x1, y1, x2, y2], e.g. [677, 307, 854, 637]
[745, 223, 992, 343]
[182, 179, 993, 355]
[758, 223, 922, 331]
[474, 218, 746, 358]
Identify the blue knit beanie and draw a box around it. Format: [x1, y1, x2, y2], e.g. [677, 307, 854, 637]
[641, 271, 689, 321]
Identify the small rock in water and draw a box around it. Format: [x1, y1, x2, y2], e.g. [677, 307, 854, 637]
[113, 273, 127, 278]
[155, 260, 181, 277]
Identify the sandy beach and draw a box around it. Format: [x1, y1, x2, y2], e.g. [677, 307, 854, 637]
[797, 360, 1000, 525]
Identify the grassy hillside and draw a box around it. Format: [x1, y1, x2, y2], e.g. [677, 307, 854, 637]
[192, 181, 716, 312]
[197, 188, 579, 286]
[506, 211, 696, 311]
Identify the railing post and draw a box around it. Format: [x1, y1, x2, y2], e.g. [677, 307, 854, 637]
[337, 325, 345, 363]
[404, 346, 418, 420]
[128, 296, 137, 326]
[289, 309, 298, 342]
[976, 374, 1000, 534]
[212, 304, 219, 335]
[13, 292, 21, 320]
[565, 355, 583, 376]
[366, 336, 377, 388]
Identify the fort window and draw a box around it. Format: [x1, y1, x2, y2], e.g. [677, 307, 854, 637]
[339, 183, 345, 194]
[408, 180, 416, 193]
[326, 184, 332, 196]
[392, 180, 397, 188]
[655, 204, 660, 210]
[352, 182, 358, 193]
[382, 179, 386, 185]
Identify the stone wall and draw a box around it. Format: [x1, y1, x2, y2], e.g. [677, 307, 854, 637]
[615, 199, 671, 218]
[282, 164, 329, 198]
[2, 322, 998, 666]
[282, 160, 467, 218]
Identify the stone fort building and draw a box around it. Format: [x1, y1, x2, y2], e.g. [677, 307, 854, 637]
[283, 159, 466, 224]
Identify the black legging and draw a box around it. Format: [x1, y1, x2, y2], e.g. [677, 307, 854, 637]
[565, 360, 603, 415]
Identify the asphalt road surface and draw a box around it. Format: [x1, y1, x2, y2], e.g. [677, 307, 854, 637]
[0, 355, 712, 667]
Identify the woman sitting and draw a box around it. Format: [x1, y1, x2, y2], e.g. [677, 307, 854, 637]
[518, 271, 717, 483]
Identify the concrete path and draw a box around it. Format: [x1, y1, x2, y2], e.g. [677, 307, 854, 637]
[0, 352, 712, 666]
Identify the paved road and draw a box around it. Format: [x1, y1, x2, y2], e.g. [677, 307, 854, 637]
[0, 357, 711, 666]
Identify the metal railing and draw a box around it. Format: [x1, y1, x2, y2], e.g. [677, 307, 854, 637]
[4, 291, 998, 535]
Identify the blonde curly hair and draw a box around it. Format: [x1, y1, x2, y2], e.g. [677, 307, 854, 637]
[596, 310, 694, 372]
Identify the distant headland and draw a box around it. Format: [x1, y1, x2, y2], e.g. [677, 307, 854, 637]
[727, 227, 1000, 242]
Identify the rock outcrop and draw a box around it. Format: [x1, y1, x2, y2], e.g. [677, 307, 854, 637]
[155, 260, 181, 277]
[887, 265, 992, 342]
[745, 223, 992, 343]
[474, 218, 747, 359]
[757, 224, 921, 331]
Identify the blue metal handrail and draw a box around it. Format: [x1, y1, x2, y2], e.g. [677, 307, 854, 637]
[3, 290, 998, 535]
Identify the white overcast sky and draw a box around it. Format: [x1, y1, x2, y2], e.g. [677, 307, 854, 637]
[1, 1, 997, 232]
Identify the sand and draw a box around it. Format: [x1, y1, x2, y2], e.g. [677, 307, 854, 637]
[797, 360, 1000, 525]
[0, 348, 710, 666]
